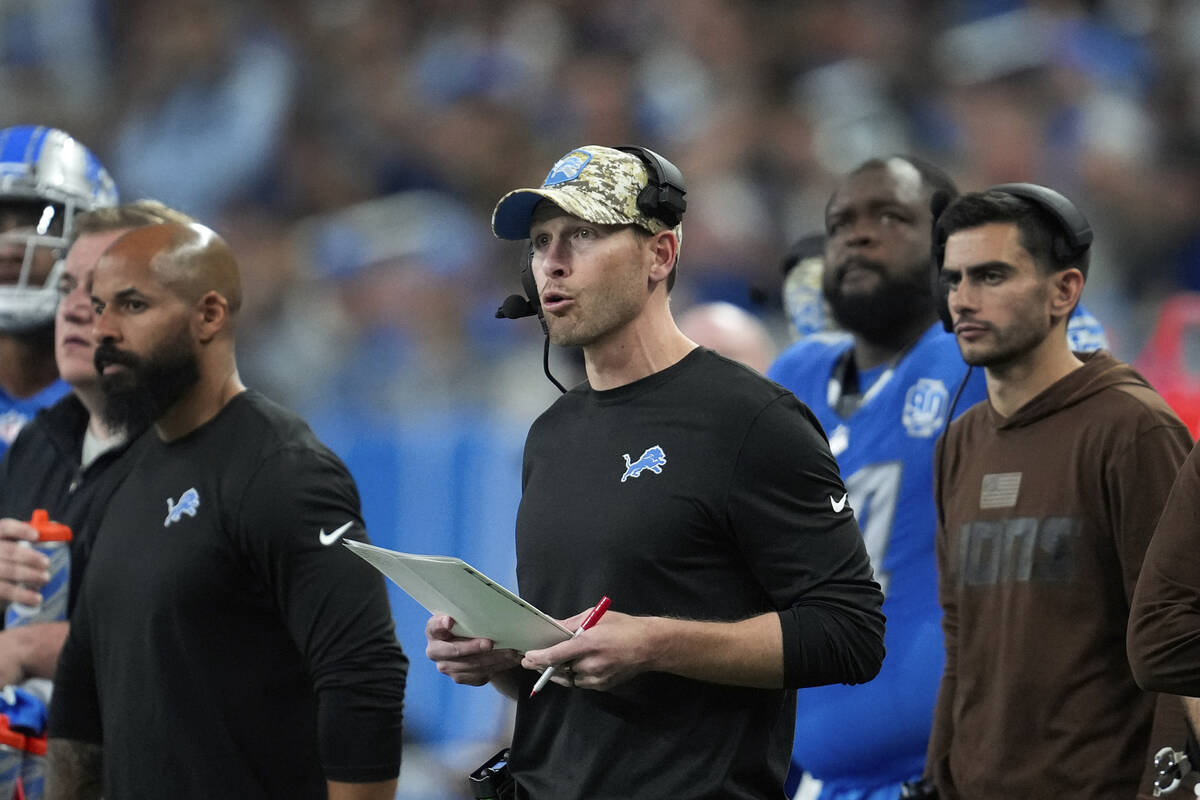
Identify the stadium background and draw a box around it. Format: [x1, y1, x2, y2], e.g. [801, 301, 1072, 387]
[5, 0, 1200, 795]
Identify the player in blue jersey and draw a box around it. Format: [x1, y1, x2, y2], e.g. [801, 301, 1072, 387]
[0, 126, 118, 455]
[769, 156, 1107, 800]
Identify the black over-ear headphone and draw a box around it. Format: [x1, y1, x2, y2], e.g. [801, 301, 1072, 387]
[931, 181, 1092, 332]
[989, 182, 1093, 261]
[615, 145, 688, 228]
[495, 145, 688, 324]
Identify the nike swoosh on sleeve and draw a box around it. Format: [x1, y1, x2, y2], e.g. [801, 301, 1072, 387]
[318, 520, 355, 546]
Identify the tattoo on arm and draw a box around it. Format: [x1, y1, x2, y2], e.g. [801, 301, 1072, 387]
[46, 739, 102, 800]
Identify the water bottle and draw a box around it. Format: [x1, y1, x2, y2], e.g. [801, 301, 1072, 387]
[0, 715, 24, 800]
[19, 734, 45, 800]
[4, 510, 72, 628]
[2, 510, 68, 800]
[0, 684, 47, 800]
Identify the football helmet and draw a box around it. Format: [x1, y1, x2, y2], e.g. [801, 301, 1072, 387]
[0, 125, 118, 332]
[780, 233, 830, 340]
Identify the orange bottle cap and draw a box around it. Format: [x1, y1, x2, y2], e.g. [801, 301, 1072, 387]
[29, 509, 72, 542]
[0, 715, 25, 749]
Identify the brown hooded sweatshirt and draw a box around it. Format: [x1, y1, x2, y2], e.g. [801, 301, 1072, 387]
[928, 350, 1193, 799]
[1129, 438, 1200, 694]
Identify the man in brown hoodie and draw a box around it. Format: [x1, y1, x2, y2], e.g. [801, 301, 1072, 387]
[1128, 441, 1200, 737]
[925, 184, 1193, 799]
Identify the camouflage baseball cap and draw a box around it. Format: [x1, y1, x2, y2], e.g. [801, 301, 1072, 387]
[492, 145, 680, 240]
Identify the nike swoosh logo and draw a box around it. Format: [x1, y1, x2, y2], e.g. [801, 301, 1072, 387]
[319, 520, 355, 546]
[830, 493, 848, 513]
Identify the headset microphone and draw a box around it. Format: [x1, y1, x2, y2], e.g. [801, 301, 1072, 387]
[495, 294, 536, 320]
[495, 247, 565, 392]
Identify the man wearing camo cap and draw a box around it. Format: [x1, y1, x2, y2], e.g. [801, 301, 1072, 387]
[426, 144, 885, 799]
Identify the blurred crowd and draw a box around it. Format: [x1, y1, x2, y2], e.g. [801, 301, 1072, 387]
[7, 0, 1200, 794]
[6, 0, 1200, 416]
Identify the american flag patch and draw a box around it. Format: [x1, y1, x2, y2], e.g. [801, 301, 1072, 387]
[980, 472, 1021, 509]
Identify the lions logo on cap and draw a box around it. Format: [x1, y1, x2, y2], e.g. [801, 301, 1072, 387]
[544, 150, 592, 186]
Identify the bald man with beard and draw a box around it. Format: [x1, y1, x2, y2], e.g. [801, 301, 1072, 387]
[46, 224, 408, 800]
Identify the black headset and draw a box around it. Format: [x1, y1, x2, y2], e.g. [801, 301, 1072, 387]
[931, 182, 1093, 332]
[616, 145, 688, 228]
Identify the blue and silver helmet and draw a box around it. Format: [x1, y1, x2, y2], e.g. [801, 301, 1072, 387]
[0, 125, 118, 332]
[780, 232, 829, 340]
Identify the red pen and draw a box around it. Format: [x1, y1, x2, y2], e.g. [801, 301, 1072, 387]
[529, 596, 611, 698]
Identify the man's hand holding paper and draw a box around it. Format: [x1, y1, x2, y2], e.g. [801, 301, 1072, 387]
[424, 615, 523, 688]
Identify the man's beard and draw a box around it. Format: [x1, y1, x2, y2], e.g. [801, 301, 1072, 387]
[957, 284, 1052, 370]
[822, 256, 937, 346]
[959, 322, 1047, 369]
[94, 325, 201, 436]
